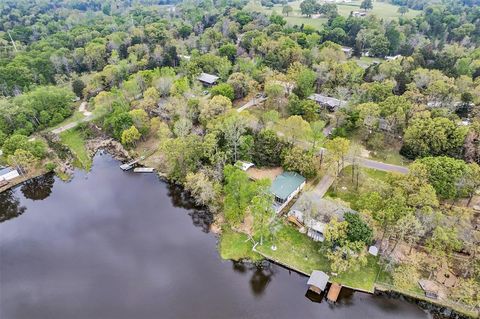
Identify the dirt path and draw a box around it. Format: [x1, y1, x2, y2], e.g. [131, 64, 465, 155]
[51, 102, 93, 134]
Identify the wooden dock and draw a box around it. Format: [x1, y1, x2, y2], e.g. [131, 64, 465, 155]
[327, 283, 342, 302]
[120, 156, 145, 171]
[133, 167, 155, 173]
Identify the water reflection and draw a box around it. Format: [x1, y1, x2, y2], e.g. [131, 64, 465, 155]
[231, 260, 275, 297]
[0, 190, 26, 222]
[167, 183, 213, 233]
[20, 173, 55, 201]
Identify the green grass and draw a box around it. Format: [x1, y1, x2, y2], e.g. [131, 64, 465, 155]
[219, 229, 264, 262]
[59, 129, 92, 170]
[246, 0, 421, 30]
[256, 224, 380, 292]
[49, 110, 85, 130]
[325, 166, 390, 208]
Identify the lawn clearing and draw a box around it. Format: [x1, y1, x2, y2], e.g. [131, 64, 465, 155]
[325, 165, 390, 209]
[219, 229, 264, 262]
[60, 129, 92, 170]
[255, 224, 380, 292]
[246, 0, 421, 30]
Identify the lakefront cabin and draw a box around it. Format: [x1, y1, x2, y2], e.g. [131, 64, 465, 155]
[270, 172, 306, 213]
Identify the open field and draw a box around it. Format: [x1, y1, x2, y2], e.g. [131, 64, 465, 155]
[246, 0, 421, 30]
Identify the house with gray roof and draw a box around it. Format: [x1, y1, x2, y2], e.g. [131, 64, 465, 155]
[197, 73, 219, 86]
[308, 94, 347, 112]
[270, 172, 306, 213]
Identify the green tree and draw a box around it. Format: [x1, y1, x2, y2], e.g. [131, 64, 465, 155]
[344, 212, 373, 245]
[121, 125, 141, 147]
[393, 263, 420, 290]
[210, 83, 235, 101]
[360, 0, 373, 11]
[8, 149, 36, 174]
[219, 43, 237, 63]
[72, 78, 86, 98]
[251, 180, 274, 245]
[300, 0, 318, 17]
[417, 156, 468, 200]
[281, 147, 318, 178]
[199, 95, 232, 124]
[397, 6, 409, 16]
[253, 129, 286, 166]
[185, 171, 221, 213]
[282, 5, 293, 16]
[223, 165, 256, 225]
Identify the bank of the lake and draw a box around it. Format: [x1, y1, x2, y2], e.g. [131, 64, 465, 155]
[0, 153, 436, 319]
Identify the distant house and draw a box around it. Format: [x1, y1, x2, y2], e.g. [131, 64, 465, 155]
[341, 46, 353, 57]
[0, 167, 19, 181]
[308, 94, 347, 112]
[307, 270, 330, 294]
[197, 73, 219, 86]
[352, 11, 367, 17]
[270, 172, 306, 213]
[385, 55, 402, 61]
[418, 279, 440, 299]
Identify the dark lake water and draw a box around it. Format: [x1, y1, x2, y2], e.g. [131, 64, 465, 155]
[0, 153, 432, 319]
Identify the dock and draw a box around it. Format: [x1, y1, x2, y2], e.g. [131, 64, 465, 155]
[120, 156, 145, 171]
[133, 167, 155, 173]
[327, 283, 342, 302]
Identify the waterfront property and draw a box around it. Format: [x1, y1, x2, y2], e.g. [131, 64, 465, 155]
[0, 167, 20, 181]
[270, 172, 306, 213]
[308, 93, 347, 112]
[307, 270, 329, 294]
[197, 72, 219, 86]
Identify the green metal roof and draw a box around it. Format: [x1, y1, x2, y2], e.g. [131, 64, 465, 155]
[270, 172, 306, 201]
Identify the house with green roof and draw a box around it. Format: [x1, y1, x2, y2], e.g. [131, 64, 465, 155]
[270, 171, 306, 213]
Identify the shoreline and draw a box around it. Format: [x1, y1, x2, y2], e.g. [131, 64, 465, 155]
[3, 153, 477, 319]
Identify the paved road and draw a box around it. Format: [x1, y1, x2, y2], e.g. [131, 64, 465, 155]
[237, 97, 267, 112]
[359, 158, 409, 174]
[52, 102, 93, 134]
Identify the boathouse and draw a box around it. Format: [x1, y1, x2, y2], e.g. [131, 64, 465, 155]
[307, 270, 329, 294]
[0, 167, 19, 181]
[270, 172, 306, 213]
[197, 73, 219, 86]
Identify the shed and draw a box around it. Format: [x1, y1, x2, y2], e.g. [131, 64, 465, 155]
[0, 167, 20, 181]
[197, 73, 219, 86]
[341, 46, 353, 57]
[368, 246, 378, 256]
[270, 172, 306, 213]
[327, 283, 342, 302]
[235, 161, 255, 172]
[308, 94, 346, 112]
[418, 279, 439, 299]
[307, 270, 329, 294]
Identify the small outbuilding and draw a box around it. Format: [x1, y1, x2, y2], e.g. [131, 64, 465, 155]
[307, 270, 330, 294]
[270, 172, 306, 213]
[368, 245, 379, 256]
[0, 167, 20, 181]
[197, 73, 219, 86]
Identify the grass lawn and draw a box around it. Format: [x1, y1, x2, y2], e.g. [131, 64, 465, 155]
[255, 224, 380, 292]
[246, 0, 421, 30]
[60, 129, 92, 170]
[325, 166, 390, 209]
[219, 229, 264, 262]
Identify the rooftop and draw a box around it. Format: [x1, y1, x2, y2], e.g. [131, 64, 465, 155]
[0, 167, 14, 176]
[270, 172, 306, 201]
[308, 94, 346, 109]
[197, 72, 219, 84]
[307, 270, 329, 290]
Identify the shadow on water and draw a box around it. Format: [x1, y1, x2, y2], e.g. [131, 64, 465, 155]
[0, 190, 26, 223]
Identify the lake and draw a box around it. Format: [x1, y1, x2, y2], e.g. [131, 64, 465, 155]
[0, 153, 432, 319]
